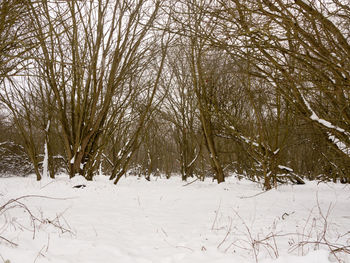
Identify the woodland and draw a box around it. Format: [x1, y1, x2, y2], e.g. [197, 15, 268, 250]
[1, 0, 350, 190]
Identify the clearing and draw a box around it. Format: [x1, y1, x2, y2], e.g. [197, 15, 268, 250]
[0, 174, 349, 263]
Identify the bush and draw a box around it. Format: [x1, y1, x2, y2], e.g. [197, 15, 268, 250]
[0, 141, 33, 177]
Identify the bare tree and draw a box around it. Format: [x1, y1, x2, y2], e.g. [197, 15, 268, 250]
[0, 0, 32, 82]
[228, 0, 350, 182]
[0, 78, 43, 180]
[183, 0, 350, 185]
[24, 0, 167, 180]
[162, 42, 201, 181]
[171, 0, 226, 183]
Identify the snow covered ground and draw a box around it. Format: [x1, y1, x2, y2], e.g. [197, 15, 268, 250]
[0, 174, 349, 263]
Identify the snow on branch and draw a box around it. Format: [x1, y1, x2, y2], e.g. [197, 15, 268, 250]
[230, 126, 260, 147]
[301, 93, 348, 135]
[301, 93, 350, 155]
[328, 134, 350, 156]
[186, 147, 200, 169]
[278, 165, 293, 172]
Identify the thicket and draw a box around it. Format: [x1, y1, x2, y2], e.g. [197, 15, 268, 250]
[1, 0, 350, 189]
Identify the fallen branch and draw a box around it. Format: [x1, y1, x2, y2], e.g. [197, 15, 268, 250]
[0, 194, 75, 248]
[182, 178, 199, 187]
[238, 189, 272, 199]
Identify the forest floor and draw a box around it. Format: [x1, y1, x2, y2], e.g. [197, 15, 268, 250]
[0, 174, 349, 263]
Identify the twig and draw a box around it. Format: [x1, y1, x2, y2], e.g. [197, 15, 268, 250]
[40, 180, 56, 189]
[0, 235, 18, 247]
[34, 245, 46, 263]
[217, 217, 232, 249]
[45, 234, 50, 253]
[182, 178, 199, 187]
[0, 194, 75, 248]
[162, 238, 194, 252]
[0, 195, 75, 211]
[175, 245, 194, 252]
[211, 199, 222, 230]
[239, 189, 272, 199]
[161, 227, 168, 237]
[233, 210, 259, 263]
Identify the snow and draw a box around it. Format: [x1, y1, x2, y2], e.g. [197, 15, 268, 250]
[240, 135, 260, 147]
[42, 142, 49, 178]
[186, 149, 199, 168]
[328, 134, 350, 156]
[0, 175, 349, 263]
[45, 121, 50, 133]
[230, 126, 260, 148]
[301, 93, 350, 157]
[99, 163, 103, 177]
[43, 121, 51, 178]
[278, 165, 293, 172]
[301, 93, 348, 135]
